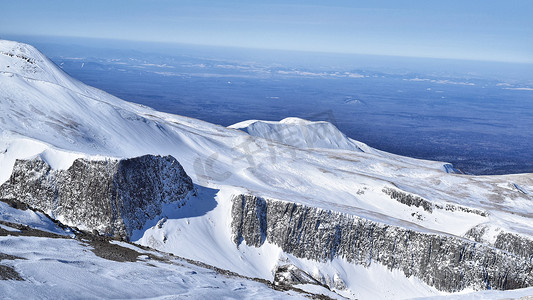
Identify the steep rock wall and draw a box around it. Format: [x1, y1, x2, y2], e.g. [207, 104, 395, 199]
[231, 194, 533, 292]
[0, 155, 193, 239]
[465, 225, 533, 262]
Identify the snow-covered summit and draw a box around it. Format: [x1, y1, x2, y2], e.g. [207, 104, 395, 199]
[230, 117, 365, 152]
[0, 39, 84, 92]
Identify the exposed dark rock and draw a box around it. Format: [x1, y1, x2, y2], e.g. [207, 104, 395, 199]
[0, 253, 24, 261]
[382, 187, 434, 212]
[0, 251, 25, 281]
[383, 187, 488, 217]
[231, 194, 267, 246]
[231, 194, 533, 292]
[495, 232, 533, 261]
[463, 224, 488, 243]
[0, 220, 66, 239]
[273, 264, 327, 288]
[0, 265, 23, 281]
[443, 204, 487, 217]
[0, 155, 193, 240]
[84, 236, 141, 262]
[463, 225, 533, 262]
[0, 198, 29, 210]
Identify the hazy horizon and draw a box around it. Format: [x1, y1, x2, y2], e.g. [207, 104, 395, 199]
[3, 34, 533, 84]
[1, 1, 532, 64]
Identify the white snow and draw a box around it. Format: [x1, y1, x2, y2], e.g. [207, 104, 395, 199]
[0, 235, 307, 299]
[0, 201, 70, 235]
[0, 224, 20, 232]
[229, 117, 365, 152]
[412, 288, 533, 299]
[1, 39, 532, 299]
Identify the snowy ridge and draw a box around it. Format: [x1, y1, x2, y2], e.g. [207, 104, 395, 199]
[229, 117, 458, 173]
[1, 39, 533, 299]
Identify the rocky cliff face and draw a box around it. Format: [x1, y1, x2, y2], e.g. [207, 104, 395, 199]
[465, 225, 533, 262]
[231, 194, 533, 292]
[0, 155, 193, 239]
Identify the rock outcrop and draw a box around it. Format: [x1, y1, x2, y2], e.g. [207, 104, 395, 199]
[231, 194, 533, 292]
[382, 187, 488, 217]
[465, 225, 533, 261]
[0, 155, 193, 239]
[273, 264, 326, 288]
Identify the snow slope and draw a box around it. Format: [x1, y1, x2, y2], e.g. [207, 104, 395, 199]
[1, 39, 533, 299]
[0, 235, 307, 299]
[0, 201, 69, 236]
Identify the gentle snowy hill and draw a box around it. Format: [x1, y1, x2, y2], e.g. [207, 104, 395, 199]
[230, 117, 366, 152]
[1, 39, 533, 299]
[229, 117, 461, 172]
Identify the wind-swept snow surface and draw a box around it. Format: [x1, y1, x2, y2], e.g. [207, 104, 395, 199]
[0, 232, 308, 299]
[1, 39, 533, 299]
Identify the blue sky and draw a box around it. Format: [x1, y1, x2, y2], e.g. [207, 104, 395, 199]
[1, 0, 532, 63]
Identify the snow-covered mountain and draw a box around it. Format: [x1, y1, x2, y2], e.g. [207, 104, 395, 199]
[1, 39, 533, 299]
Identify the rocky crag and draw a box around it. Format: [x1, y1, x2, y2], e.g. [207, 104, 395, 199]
[231, 194, 533, 292]
[0, 155, 193, 239]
